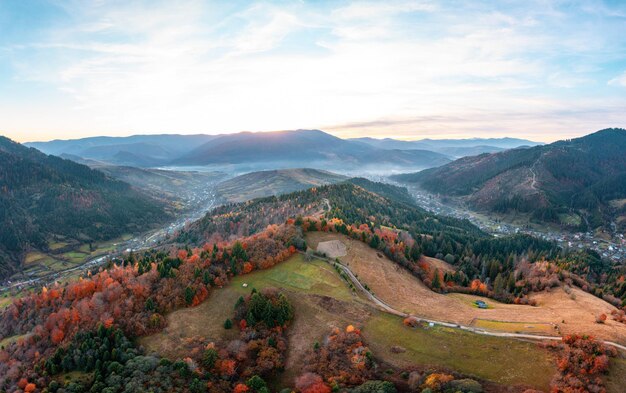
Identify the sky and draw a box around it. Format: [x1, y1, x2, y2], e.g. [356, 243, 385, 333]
[1, 0, 625, 143]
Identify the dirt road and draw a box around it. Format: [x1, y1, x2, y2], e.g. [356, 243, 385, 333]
[308, 252, 626, 353]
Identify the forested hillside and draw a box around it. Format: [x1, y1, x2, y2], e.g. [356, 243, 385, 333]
[0, 136, 169, 279]
[216, 168, 347, 203]
[177, 180, 588, 302]
[176, 178, 626, 306]
[1, 177, 623, 393]
[392, 129, 626, 230]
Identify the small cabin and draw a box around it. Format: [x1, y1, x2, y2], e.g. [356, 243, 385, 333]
[474, 300, 488, 309]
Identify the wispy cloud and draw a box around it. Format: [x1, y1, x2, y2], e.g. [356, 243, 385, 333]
[609, 71, 626, 87]
[0, 0, 625, 142]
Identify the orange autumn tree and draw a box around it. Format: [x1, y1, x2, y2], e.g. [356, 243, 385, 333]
[296, 373, 331, 393]
[233, 383, 249, 393]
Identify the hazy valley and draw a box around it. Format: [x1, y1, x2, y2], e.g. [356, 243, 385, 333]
[1, 128, 626, 393]
[3, 2, 626, 391]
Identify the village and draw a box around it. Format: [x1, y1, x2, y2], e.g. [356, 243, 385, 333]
[398, 183, 626, 263]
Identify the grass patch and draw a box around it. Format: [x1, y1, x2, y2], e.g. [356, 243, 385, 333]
[0, 333, 29, 348]
[606, 357, 626, 393]
[558, 213, 582, 227]
[447, 293, 497, 309]
[0, 295, 14, 309]
[139, 255, 355, 356]
[472, 319, 557, 335]
[229, 255, 354, 301]
[365, 313, 555, 391]
[24, 251, 48, 265]
[56, 371, 93, 386]
[141, 254, 556, 391]
[48, 241, 69, 250]
[61, 251, 89, 264]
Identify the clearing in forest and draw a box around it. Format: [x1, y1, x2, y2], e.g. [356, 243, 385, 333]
[316, 239, 347, 258]
[139, 253, 556, 391]
[305, 231, 626, 344]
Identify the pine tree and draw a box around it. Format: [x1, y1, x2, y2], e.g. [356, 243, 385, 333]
[223, 318, 233, 329]
[432, 268, 441, 290]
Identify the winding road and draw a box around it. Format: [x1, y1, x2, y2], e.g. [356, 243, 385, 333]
[309, 252, 626, 353]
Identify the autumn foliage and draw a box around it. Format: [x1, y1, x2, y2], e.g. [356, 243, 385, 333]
[0, 222, 301, 390]
[547, 334, 617, 393]
[296, 373, 331, 393]
[301, 326, 374, 387]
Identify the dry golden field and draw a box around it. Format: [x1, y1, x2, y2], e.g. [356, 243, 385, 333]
[305, 231, 626, 343]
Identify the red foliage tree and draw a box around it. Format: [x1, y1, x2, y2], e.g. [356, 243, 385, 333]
[296, 373, 331, 393]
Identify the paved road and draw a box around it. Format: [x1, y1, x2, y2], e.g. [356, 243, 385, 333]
[309, 252, 626, 353]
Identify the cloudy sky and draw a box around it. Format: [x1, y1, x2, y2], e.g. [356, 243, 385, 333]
[1, 0, 625, 142]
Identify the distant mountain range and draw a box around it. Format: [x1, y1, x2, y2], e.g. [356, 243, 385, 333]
[0, 136, 169, 279]
[171, 129, 453, 170]
[216, 168, 347, 203]
[26, 134, 217, 167]
[350, 136, 542, 158]
[392, 129, 626, 231]
[26, 132, 541, 170]
[27, 130, 463, 171]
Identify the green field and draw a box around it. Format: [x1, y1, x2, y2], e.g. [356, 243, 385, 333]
[61, 251, 90, 264]
[0, 295, 12, 309]
[558, 213, 582, 227]
[48, 241, 69, 250]
[17, 233, 132, 280]
[365, 313, 555, 390]
[140, 254, 557, 391]
[471, 319, 557, 335]
[229, 255, 355, 300]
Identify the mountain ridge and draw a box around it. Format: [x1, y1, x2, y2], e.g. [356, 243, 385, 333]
[351, 136, 541, 158]
[391, 128, 626, 230]
[26, 130, 544, 168]
[215, 168, 348, 203]
[0, 136, 170, 279]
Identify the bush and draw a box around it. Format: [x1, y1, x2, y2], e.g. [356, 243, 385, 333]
[203, 348, 218, 369]
[224, 318, 233, 329]
[351, 380, 397, 393]
[449, 378, 483, 393]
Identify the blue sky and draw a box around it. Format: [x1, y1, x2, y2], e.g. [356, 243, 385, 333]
[1, 0, 625, 142]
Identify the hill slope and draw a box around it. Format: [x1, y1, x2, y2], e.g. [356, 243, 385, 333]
[216, 168, 347, 203]
[392, 129, 626, 230]
[82, 164, 225, 207]
[0, 136, 170, 279]
[172, 129, 451, 170]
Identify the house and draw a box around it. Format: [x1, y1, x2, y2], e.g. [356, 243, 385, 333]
[474, 300, 488, 309]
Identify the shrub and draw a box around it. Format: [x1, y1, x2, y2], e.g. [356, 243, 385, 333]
[351, 380, 397, 393]
[449, 378, 483, 393]
[224, 318, 233, 329]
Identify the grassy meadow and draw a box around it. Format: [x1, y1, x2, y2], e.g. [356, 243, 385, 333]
[139, 254, 557, 391]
